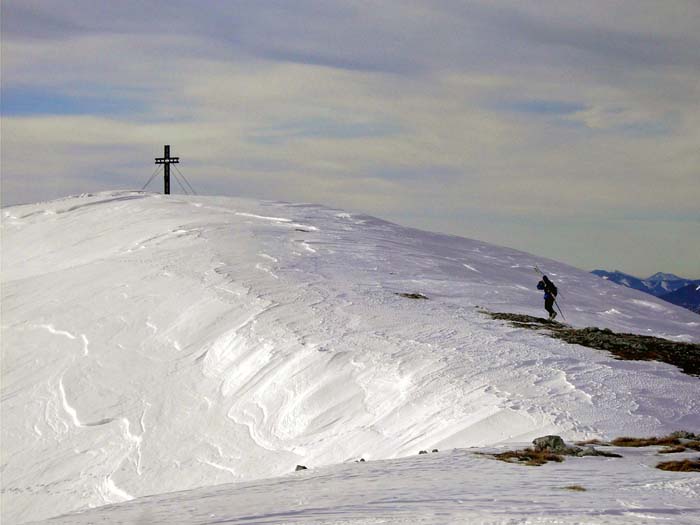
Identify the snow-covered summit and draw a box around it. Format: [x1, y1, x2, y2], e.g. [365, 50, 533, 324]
[2, 191, 699, 523]
[647, 272, 686, 284]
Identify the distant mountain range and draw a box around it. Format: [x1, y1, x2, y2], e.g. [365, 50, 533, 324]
[659, 282, 700, 314]
[591, 270, 700, 313]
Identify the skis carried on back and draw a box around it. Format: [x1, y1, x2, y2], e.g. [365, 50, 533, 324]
[533, 266, 564, 299]
[532, 266, 566, 321]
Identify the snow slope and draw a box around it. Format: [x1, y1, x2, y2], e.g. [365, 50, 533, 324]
[35, 446, 700, 525]
[2, 191, 699, 523]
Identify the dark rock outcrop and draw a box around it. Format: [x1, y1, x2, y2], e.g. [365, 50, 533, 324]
[533, 435, 567, 453]
[533, 435, 622, 458]
[397, 292, 429, 300]
[482, 311, 700, 377]
[670, 430, 699, 440]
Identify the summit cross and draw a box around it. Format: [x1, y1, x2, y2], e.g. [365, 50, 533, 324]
[154, 145, 180, 195]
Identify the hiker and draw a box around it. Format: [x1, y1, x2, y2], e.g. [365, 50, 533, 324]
[537, 275, 558, 320]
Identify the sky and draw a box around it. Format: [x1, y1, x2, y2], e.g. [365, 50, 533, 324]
[2, 0, 699, 278]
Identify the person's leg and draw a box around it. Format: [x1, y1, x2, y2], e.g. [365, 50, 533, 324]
[545, 297, 556, 319]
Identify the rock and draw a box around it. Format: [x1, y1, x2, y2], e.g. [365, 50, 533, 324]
[397, 292, 429, 300]
[670, 430, 699, 440]
[576, 447, 598, 457]
[356, 458, 365, 463]
[484, 310, 700, 378]
[531, 436, 622, 459]
[432, 449, 439, 453]
[295, 465, 307, 471]
[419, 450, 428, 454]
[533, 435, 568, 453]
[574, 447, 622, 458]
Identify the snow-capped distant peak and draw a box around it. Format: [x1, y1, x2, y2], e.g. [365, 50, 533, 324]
[592, 269, 699, 312]
[646, 271, 683, 282]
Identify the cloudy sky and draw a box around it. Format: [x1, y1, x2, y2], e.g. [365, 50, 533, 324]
[2, 1, 699, 278]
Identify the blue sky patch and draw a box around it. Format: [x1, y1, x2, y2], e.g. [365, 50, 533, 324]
[1, 87, 141, 116]
[498, 99, 587, 116]
[249, 117, 403, 145]
[617, 120, 673, 138]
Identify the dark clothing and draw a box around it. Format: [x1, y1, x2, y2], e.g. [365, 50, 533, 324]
[537, 276, 558, 319]
[544, 295, 556, 317]
[541, 276, 557, 298]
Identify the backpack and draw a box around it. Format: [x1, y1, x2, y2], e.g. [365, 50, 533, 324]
[542, 276, 558, 296]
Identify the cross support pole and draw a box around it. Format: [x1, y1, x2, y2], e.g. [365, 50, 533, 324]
[155, 145, 180, 195]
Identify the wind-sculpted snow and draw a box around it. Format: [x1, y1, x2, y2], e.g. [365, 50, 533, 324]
[32, 447, 700, 524]
[2, 191, 699, 523]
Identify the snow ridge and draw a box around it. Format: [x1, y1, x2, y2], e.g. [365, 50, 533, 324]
[2, 191, 699, 523]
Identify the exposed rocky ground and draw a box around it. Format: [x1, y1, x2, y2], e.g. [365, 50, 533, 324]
[656, 458, 700, 471]
[487, 433, 700, 471]
[485, 434, 622, 466]
[483, 311, 700, 377]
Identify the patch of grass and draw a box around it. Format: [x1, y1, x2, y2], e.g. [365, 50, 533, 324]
[659, 445, 687, 454]
[490, 448, 564, 466]
[563, 485, 587, 492]
[659, 441, 700, 454]
[610, 436, 680, 447]
[481, 311, 700, 377]
[656, 458, 700, 472]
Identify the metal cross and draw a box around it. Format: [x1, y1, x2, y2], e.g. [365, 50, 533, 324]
[155, 145, 180, 195]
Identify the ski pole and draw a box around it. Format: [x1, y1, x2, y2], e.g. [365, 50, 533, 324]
[553, 298, 566, 321]
[534, 266, 566, 320]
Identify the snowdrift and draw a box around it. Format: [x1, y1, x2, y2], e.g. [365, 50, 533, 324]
[2, 191, 699, 523]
